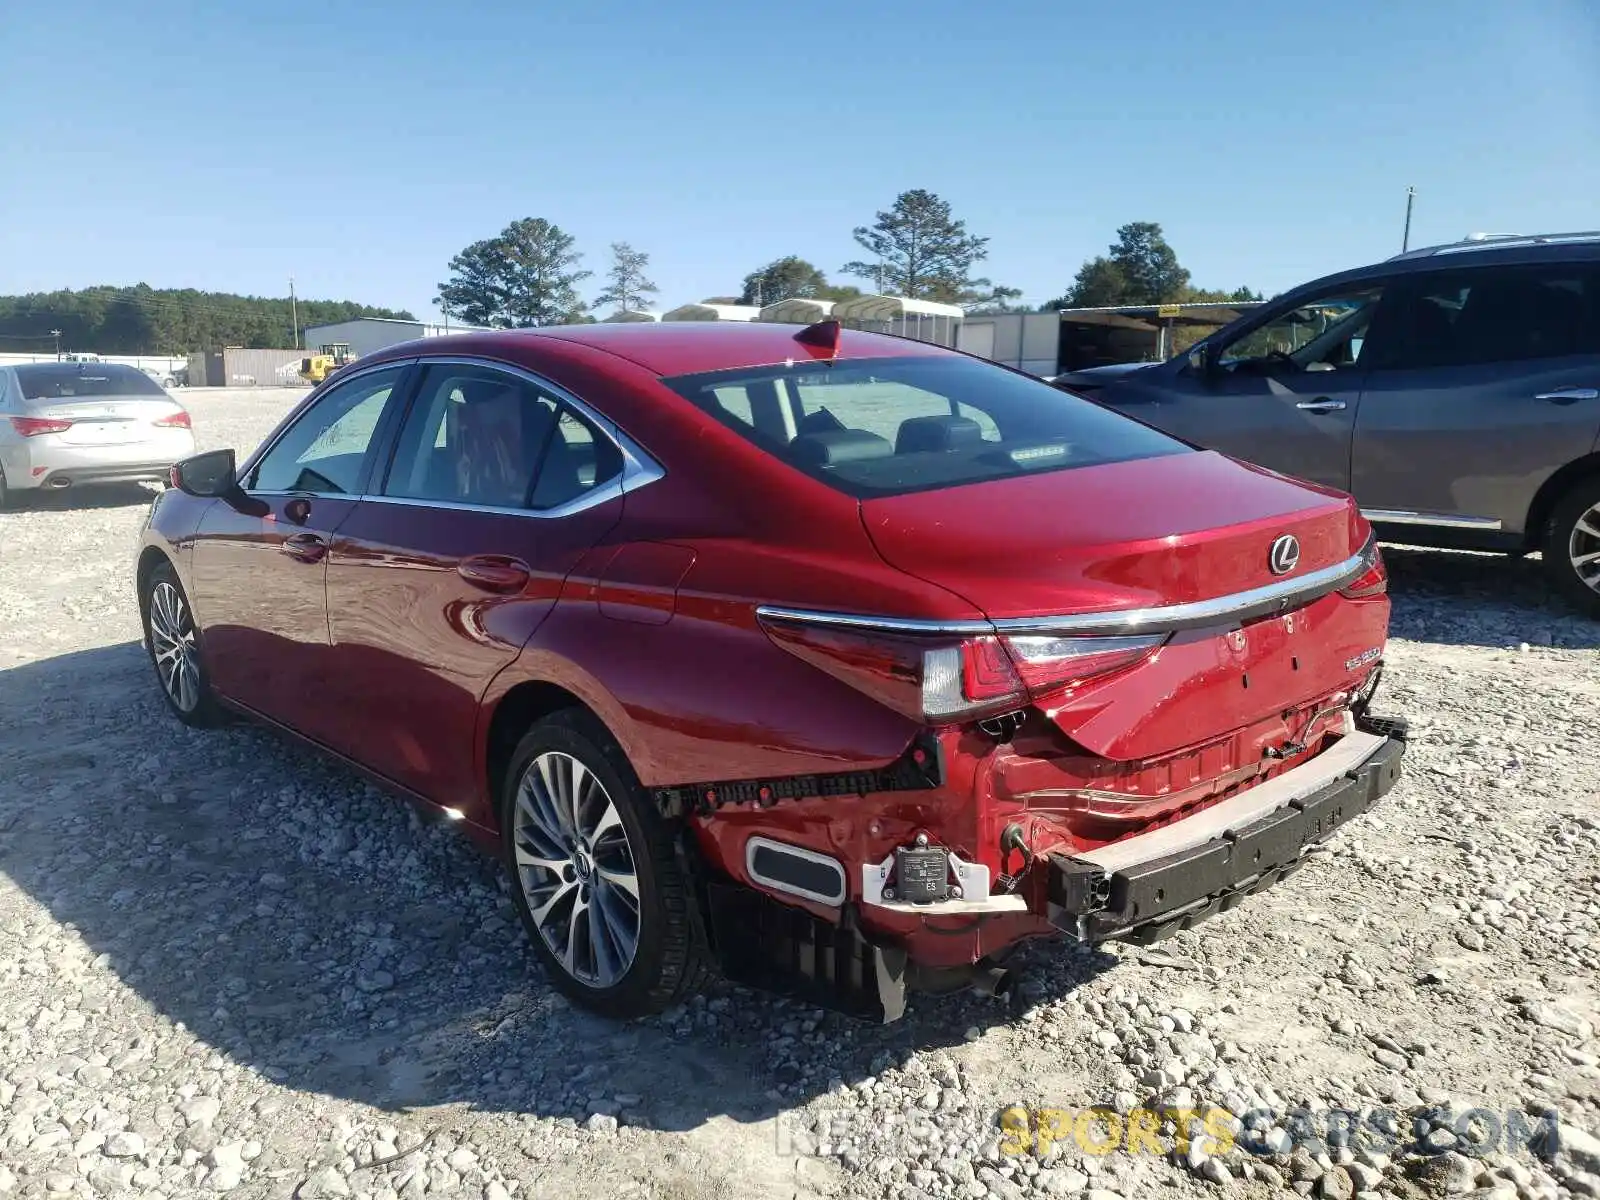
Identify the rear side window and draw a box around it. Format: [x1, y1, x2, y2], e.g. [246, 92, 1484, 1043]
[383, 364, 623, 511]
[662, 355, 1188, 498]
[17, 363, 169, 399]
[1378, 264, 1600, 370]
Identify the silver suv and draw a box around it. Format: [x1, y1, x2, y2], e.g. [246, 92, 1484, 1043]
[1058, 232, 1600, 615]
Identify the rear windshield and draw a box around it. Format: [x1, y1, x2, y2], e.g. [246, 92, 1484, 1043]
[661, 355, 1189, 498]
[16, 363, 169, 400]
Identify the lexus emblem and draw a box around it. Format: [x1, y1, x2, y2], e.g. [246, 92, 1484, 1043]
[1269, 534, 1301, 576]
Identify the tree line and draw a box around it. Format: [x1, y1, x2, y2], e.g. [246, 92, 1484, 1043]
[436, 193, 1261, 329]
[0, 286, 413, 356]
[0, 199, 1267, 355]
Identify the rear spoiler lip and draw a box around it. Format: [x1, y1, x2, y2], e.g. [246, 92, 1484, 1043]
[756, 536, 1379, 640]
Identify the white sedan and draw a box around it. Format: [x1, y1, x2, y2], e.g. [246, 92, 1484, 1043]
[0, 363, 195, 507]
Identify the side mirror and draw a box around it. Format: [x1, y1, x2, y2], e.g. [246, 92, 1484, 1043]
[170, 448, 237, 498]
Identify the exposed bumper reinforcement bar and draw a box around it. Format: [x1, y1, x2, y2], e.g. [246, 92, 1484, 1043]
[1048, 725, 1406, 944]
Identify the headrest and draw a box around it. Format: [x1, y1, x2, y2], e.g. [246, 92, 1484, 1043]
[789, 428, 894, 468]
[895, 414, 984, 455]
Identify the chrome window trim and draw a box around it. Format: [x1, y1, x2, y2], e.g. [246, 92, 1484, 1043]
[237, 354, 665, 517]
[757, 609, 993, 636]
[756, 540, 1377, 639]
[1360, 508, 1503, 532]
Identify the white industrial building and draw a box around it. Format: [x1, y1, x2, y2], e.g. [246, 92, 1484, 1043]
[660, 303, 762, 322]
[300, 316, 490, 357]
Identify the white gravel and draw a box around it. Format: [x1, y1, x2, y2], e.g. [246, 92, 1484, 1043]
[0, 388, 1596, 1200]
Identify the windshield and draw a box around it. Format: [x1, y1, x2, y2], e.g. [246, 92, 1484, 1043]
[17, 363, 170, 400]
[662, 355, 1189, 499]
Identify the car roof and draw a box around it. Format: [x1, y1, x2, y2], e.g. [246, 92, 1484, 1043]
[403, 321, 953, 378]
[1290, 237, 1600, 301]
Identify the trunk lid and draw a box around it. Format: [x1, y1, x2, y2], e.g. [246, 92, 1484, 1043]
[26, 397, 184, 447]
[860, 450, 1363, 619]
[861, 450, 1381, 761]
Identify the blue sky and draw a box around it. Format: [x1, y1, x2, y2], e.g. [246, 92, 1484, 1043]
[2, 0, 1596, 321]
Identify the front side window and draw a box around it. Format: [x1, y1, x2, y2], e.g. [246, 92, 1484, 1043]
[662, 355, 1187, 498]
[383, 365, 623, 510]
[1216, 286, 1386, 374]
[248, 367, 404, 494]
[1377, 265, 1600, 370]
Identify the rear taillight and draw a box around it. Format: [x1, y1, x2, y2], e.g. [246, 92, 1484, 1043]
[9, 415, 72, 437]
[153, 410, 192, 429]
[1340, 541, 1388, 598]
[759, 613, 1163, 725]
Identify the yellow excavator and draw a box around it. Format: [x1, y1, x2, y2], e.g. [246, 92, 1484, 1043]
[298, 342, 355, 385]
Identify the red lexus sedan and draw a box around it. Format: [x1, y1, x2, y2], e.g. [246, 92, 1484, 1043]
[136, 320, 1405, 1022]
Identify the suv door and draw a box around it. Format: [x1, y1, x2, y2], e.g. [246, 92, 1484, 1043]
[1109, 283, 1392, 491]
[1350, 262, 1600, 537]
[190, 365, 412, 731]
[322, 361, 635, 816]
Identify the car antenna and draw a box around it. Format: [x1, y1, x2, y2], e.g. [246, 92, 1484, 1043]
[794, 319, 841, 358]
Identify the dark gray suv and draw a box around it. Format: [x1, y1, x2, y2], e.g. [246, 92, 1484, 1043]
[1057, 232, 1600, 614]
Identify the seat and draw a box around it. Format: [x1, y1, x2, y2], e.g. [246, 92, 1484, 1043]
[447, 384, 546, 507]
[1525, 284, 1589, 358]
[796, 407, 846, 436]
[1452, 280, 1543, 363]
[1407, 299, 1458, 366]
[894, 414, 984, 456]
[788, 428, 894, 468]
[529, 428, 585, 508]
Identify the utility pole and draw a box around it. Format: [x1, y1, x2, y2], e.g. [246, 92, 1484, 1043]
[1401, 186, 1416, 252]
[50, 329, 62, 361]
[289, 276, 299, 349]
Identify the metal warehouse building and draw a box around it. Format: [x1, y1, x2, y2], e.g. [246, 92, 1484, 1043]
[300, 317, 490, 357]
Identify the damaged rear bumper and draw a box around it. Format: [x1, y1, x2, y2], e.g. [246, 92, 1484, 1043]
[1048, 723, 1406, 944]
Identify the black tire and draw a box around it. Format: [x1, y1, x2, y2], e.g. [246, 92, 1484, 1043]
[140, 561, 225, 727]
[1544, 476, 1600, 617]
[501, 709, 711, 1019]
[0, 465, 12, 510]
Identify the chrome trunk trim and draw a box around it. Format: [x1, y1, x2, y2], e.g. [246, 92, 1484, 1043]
[757, 540, 1377, 639]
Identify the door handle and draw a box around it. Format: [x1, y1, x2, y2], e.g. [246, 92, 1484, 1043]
[280, 532, 328, 563]
[458, 555, 531, 593]
[1296, 398, 1347, 413]
[1534, 387, 1598, 405]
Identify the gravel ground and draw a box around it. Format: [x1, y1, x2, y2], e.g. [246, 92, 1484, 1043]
[0, 388, 1597, 1200]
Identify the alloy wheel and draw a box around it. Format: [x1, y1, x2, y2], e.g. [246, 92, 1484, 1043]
[148, 580, 201, 712]
[1569, 501, 1600, 595]
[511, 750, 642, 987]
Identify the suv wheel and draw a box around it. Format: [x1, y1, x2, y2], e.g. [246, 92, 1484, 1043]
[1544, 477, 1600, 616]
[502, 710, 711, 1019]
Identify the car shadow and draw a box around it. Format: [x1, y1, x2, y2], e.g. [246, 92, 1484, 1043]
[1381, 543, 1600, 650]
[9, 482, 161, 511]
[0, 642, 1118, 1134]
